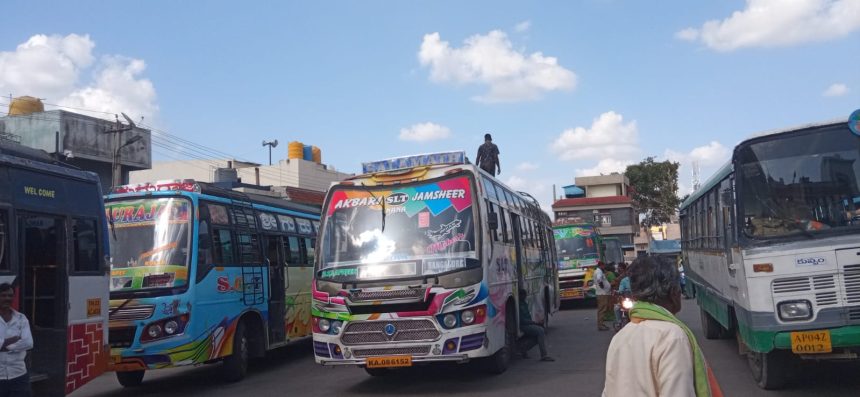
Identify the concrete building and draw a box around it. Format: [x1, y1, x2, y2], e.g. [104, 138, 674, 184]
[0, 99, 151, 192]
[130, 157, 352, 197]
[552, 173, 638, 259]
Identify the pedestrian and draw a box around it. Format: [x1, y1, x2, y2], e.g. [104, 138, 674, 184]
[603, 256, 723, 397]
[0, 283, 33, 397]
[613, 263, 632, 328]
[593, 261, 612, 331]
[517, 289, 554, 361]
[475, 133, 500, 176]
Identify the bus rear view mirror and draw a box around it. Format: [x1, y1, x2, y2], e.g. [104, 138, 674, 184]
[488, 212, 499, 230]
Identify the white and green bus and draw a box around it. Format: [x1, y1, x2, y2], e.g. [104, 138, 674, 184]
[680, 119, 860, 390]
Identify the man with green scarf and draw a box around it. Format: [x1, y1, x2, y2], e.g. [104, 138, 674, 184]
[602, 256, 722, 397]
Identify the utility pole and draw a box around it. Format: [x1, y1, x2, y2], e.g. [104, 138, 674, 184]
[262, 139, 278, 166]
[105, 113, 137, 187]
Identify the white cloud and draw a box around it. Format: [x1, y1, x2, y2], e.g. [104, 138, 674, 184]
[677, 0, 860, 51]
[398, 122, 451, 142]
[664, 141, 731, 194]
[418, 30, 576, 102]
[505, 175, 528, 190]
[516, 161, 539, 172]
[550, 111, 639, 161]
[515, 20, 532, 33]
[823, 83, 849, 97]
[0, 34, 158, 120]
[575, 158, 633, 177]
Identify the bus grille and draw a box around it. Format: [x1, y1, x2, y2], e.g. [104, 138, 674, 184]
[772, 277, 811, 293]
[342, 319, 440, 345]
[560, 280, 584, 289]
[350, 289, 424, 302]
[843, 264, 860, 305]
[352, 345, 431, 358]
[109, 305, 155, 321]
[108, 327, 137, 348]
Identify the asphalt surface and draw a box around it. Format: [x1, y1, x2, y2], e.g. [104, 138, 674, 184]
[73, 299, 860, 397]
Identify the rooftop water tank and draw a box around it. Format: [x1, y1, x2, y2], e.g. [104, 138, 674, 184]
[562, 185, 585, 198]
[312, 146, 321, 164]
[303, 145, 313, 161]
[288, 141, 303, 160]
[8, 96, 44, 116]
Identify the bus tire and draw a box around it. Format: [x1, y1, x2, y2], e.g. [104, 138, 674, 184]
[115, 370, 145, 387]
[483, 302, 514, 374]
[700, 307, 724, 340]
[221, 321, 249, 382]
[748, 350, 791, 390]
[364, 367, 391, 377]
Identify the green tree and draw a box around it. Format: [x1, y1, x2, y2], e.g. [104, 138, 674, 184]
[625, 157, 681, 228]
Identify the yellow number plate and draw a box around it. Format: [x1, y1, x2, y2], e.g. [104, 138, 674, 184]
[791, 330, 832, 354]
[366, 356, 412, 368]
[561, 289, 581, 298]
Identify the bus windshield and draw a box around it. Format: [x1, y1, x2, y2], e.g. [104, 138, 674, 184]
[738, 125, 860, 239]
[554, 226, 598, 260]
[318, 175, 477, 282]
[603, 239, 624, 264]
[106, 198, 192, 291]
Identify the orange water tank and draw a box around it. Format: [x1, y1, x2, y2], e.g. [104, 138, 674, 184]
[288, 141, 304, 160]
[312, 146, 321, 164]
[8, 96, 44, 116]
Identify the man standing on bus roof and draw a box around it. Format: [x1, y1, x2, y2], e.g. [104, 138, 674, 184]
[0, 283, 33, 397]
[476, 133, 500, 176]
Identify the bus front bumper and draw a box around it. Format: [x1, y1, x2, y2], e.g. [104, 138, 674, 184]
[772, 324, 860, 357]
[317, 354, 471, 366]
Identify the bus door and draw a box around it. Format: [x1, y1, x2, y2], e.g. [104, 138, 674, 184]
[18, 212, 67, 393]
[264, 235, 287, 345]
[720, 178, 740, 293]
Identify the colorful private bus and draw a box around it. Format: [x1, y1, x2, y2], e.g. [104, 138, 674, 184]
[106, 180, 320, 386]
[681, 120, 860, 389]
[553, 220, 607, 301]
[0, 140, 109, 396]
[312, 152, 558, 374]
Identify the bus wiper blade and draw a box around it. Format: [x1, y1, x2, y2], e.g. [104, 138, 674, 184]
[360, 183, 386, 232]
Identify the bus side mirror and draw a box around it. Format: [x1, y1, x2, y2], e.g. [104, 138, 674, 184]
[488, 211, 499, 230]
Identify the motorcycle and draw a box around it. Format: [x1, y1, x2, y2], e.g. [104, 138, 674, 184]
[613, 294, 635, 331]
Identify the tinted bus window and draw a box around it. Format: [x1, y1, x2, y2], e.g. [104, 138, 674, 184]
[303, 238, 315, 267]
[482, 177, 498, 201]
[208, 203, 230, 225]
[72, 218, 100, 272]
[238, 232, 261, 264]
[214, 229, 234, 264]
[286, 236, 302, 267]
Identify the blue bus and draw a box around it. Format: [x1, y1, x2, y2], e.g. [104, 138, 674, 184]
[0, 139, 110, 396]
[106, 180, 320, 386]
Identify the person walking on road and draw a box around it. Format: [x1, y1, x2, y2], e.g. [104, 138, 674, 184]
[593, 261, 612, 331]
[603, 256, 723, 397]
[0, 283, 33, 397]
[517, 289, 554, 362]
[475, 133, 500, 176]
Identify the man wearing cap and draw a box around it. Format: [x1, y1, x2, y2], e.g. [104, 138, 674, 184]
[476, 133, 500, 176]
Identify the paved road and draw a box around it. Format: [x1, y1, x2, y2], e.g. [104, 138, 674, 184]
[74, 300, 860, 397]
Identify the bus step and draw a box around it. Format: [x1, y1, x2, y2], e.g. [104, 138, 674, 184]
[29, 373, 49, 383]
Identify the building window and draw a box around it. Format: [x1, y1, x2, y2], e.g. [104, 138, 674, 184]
[594, 213, 611, 227]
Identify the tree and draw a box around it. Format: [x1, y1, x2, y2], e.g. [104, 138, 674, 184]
[626, 157, 681, 228]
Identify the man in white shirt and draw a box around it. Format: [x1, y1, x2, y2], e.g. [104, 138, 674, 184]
[593, 261, 612, 331]
[0, 283, 33, 397]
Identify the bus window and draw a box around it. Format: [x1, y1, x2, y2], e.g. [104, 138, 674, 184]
[278, 215, 297, 233]
[208, 204, 230, 225]
[286, 236, 302, 267]
[72, 218, 100, 273]
[0, 211, 7, 271]
[213, 229, 235, 264]
[303, 238, 315, 267]
[499, 208, 509, 243]
[238, 232, 261, 264]
[486, 200, 498, 242]
[482, 177, 498, 201]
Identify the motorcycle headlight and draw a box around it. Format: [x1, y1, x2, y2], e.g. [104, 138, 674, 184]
[319, 318, 331, 332]
[621, 298, 634, 310]
[778, 300, 812, 321]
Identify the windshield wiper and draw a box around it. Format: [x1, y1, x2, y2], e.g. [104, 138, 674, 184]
[360, 183, 386, 232]
[108, 207, 117, 241]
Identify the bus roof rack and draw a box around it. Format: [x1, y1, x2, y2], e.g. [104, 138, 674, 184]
[361, 151, 466, 174]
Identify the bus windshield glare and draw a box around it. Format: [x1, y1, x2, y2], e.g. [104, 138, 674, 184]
[319, 175, 476, 282]
[106, 198, 192, 291]
[555, 227, 598, 260]
[739, 125, 860, 238]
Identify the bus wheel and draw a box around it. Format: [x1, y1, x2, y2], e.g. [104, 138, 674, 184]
[700, 308, 724, 340]
[747, 350, 790, 390]
[221, 321, 249, 382]
[115, 370, 145, 387]
[483, 303, 514, 374]
[364, 367, 391, 376]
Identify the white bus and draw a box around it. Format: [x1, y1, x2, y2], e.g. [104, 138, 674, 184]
[311, 151, 559, 374]
[680, 120, 860, 389]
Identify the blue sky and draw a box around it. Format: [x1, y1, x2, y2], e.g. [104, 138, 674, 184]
[2, 0, 859, 210]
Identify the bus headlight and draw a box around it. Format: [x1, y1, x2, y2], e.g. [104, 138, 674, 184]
[164, 320, 179, 335]
[319, 318, 331, 332]
[147, 324, 163, 339]
[461, 310, 476, 325]
[330, 321, 343, 334]
[778, 300, 812, 321]
[443, 313, 458, 329]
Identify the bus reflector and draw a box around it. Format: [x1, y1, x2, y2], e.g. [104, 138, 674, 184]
[753, 263, 773, 273]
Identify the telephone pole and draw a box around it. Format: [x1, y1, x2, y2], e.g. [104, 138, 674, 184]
[105, 113, 137, 187]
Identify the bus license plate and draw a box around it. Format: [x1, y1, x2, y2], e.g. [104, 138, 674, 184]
[791, 330, 832, 354]
[561, 289, 580, 298]
[366, 356, 412, 368]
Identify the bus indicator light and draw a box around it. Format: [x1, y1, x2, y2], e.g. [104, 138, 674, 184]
[753, 263, 773, 273]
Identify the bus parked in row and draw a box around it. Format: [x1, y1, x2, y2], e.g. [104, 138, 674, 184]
[311, 152, 558, 374]
[553, 218, 621, 301]
[681, 120, 860, 389]
[0, 140, 110, 396]
[106, 180, 320, 386]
